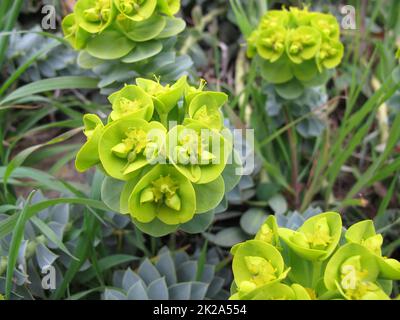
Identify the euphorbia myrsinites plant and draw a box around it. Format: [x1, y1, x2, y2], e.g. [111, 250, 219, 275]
[229, 213, 400, 300]
[62, 0, 185, 62]
[75, 76, 241, 237]
[247, 7, 344, 96]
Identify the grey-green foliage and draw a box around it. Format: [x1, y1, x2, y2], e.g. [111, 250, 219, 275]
[264, 85, 328, 139]
[6, 27, 89, 82]
[0, 191, 71, 299]
[103, 247, 229, 300]
[77, 37, 193, 95]
[275, 206, 323, 230]
[225, 119, 261, 205]
[387, 68, 400, 113]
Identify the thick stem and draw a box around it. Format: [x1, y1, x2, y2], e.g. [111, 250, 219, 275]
[159, 113, 168, 128]
[311, 260, 322, 289]
[283, 105, 300, 209]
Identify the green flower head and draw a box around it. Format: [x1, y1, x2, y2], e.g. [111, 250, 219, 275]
[62, 14, 90, 50]
[255, 215, 280, 247]
[184, 79, 207, 106]
[74, 78, 238, 237]
[231, 240, 290, 299]
[62, 0, 185, 65]
[75, 114, 104, 172]
[108, 84, 154, 121]
[184, 91, 228, 130]
[99, 118, 167, 180]
[288, 7, 313, 26]
[317, 38, 344, 70]
[310, 12, 340, 40]
[286, 26, 321, 64]
[346, 220, 400, 280]
[256, 26, 287, 63]
[260, 10, 290, 30]
[136, 75, 188, 115]
[75, 0, 116, 33]
[115, 0, 157, 21]
[324, 243, 389, 300]
[278, 212, 342, 261]
[167, 122, 231, 184]
[157, 0, 181, 16]
[248, 7, 343, 87]
[128, 164, 195, 225]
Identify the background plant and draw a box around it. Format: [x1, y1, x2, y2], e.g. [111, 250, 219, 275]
[229, 213, 400, 300]
[0, 0, 399, 300]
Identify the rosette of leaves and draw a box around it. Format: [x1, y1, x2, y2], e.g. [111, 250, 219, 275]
[246, 6, 344, 99]
[0, 192, 73, 300]
[103, 246, 229, 300]
[5, 27, 88, 83]
[263, 84, 328, 138]
[225, 119, 261, 205]
[229, 212, 400, 300]
[62, 0, 192, 93]
[75, 76, 241, 236]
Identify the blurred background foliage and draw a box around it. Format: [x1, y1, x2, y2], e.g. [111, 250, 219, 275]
[0, 0, 399, 299]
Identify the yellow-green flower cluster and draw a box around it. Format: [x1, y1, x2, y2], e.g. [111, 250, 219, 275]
[75, 76, 235, 236]
[247, 7, 344, 85]
[230, 213, 400, 300]
[62, 0, 185, 61]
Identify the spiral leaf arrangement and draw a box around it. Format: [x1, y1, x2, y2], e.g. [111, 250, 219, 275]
[230, 213, 400, 300]
[75, 76, 241, 236]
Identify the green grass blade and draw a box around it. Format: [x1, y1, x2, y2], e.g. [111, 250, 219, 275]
[0, 76, 99, 106]
[344, 111, 400, 201]
[3, 127, 81, 194]
[0, 198, 109, 240]
[30, 216, 78, 261]
[0, 41, 60, 97]
[0, 0, 23, 69]
[5, 190, 35, 299]
[78, 255, 139, 284]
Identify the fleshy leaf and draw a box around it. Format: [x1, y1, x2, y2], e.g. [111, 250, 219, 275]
[86, 29, 135, 60]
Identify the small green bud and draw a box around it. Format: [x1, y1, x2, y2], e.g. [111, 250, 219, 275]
[127, 151, 137, 163]
[101, 8, 110, 21]
[120, 1, 134, 14]
[291, 232, 310, 248]
[361, 235, 383, 256]
[290, 43, 301, 54]
[165, 193, 181, 211]
[258, 224, 274, 244]
[112, 143, 130, 159]
[140, 187, 154, 204]
[84, 8, 101, 22]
